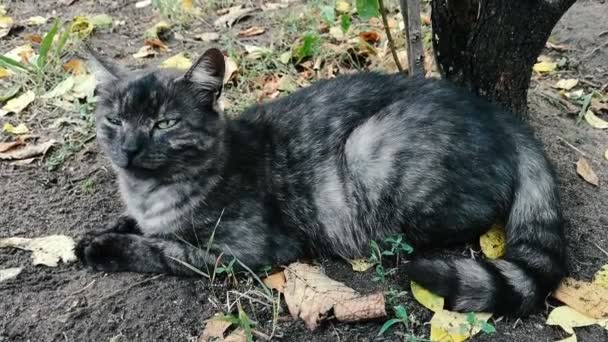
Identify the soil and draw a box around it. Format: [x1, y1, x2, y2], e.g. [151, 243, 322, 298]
[1, 1, 607, 341]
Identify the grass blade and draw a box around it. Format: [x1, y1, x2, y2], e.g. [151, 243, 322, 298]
[378, 318, 400, 335]
[0, 55, 33, 72]
[38, 19, 60, 70]
[55, 28, 71, 57]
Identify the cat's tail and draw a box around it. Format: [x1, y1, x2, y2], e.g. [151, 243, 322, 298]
[404, 146, 567, 316]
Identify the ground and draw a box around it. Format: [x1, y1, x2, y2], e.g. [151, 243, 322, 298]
[1, 0, 607, 341]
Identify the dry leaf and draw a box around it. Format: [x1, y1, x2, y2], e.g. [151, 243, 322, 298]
[576, 158, 599, 186]
[70, 16, 94, 39]
[411, 281, 444, 312]
[161, 53, 192, 70]
[24, 33, 43, 44]
[0, 140, 24, 153]
[144, 20, 171, 39]
[421, 14, 431, 25]
[42, 76, 75, 99]
[145, 38, 169, 52]
[0, 67, 9, 78]
[546, 305, 608, 336]
[336, 0, 350, 13]
[0, 139, 55, 160]
[263, 272, 286, 292]
[2, 123, 29, 135]
[359, 31, 381, 44]
[214, 6, 254, 28]
[261, 2, 288, 11]
[4, 44, 35, 64]
[329, 26, 344, 41]
[430, 311, 493, 342]
[283, 262, 386, 330]
[25, 16, 47, 26]
[238, 26, 265, 37]
[0, 267, 22, 283]
[533, 60, 556, 73]
[350, 258, 374, 272]
[0, 90, 35, 116]
[63, 59, 87, 75]
[133, 45, 157, 59]
[479, 223, 506, 259]
[135, 0, 152, 8]
[199, 316, 247, 342]
[584, 110, 608, 129]
[594, 265, 608, 289]
[554, 78, 579, 90]
[0, 235, 76, 267]
[0, 15, 13, 38]
[553, 278, 608, 319]
[223, 56, 238, 85]
[181, 0, 194, 11]
[194, 32, 220, 42]
[546, 41, 571, 52]
[557, 334, 578, 342]
[71, 74, 97, 99]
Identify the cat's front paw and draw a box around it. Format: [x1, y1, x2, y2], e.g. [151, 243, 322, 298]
[75, 233, 132, 272]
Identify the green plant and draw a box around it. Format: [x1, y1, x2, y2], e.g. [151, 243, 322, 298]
[460, 312, 496, 336]
[219, 302, 255, 342]
[369, 234, 414, 282]
[379, 305, 409, 335]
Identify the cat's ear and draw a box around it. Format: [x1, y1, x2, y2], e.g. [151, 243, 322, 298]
[82, 46, 126, 84]
[181, 48, 225, 93]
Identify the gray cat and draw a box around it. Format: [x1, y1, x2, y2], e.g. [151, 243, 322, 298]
[76, 48, 566, 316]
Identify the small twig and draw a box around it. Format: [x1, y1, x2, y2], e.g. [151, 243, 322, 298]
[251, 329, 271, 341]
[99, 274, 164, 302]
[555, 136, 588, 157]
[378, 0, 403, 72]
[592, 242, 608, 258]
[70, 280, 96, 296]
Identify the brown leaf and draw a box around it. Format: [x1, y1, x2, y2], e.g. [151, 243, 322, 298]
[420, 14, 431, 25]
[0, 139, 55, 161]
[145, 38, 169, 52]
[359, 31, 381, 44]
[194, 32, 220, 42]
[576, 158, 599, 186]
[0, 140, 24, 153]
[214, 6, 254, 28]
[63, 59, 87, 75]
[198, 316, 246, 342]
[263, 271, 286, 293]
[283, 262, 386, 331]
[24, 33, 42, 44]
[261, 2, 288, 11]
[552, 278, 608, 319]
[238, 26, 265, 37]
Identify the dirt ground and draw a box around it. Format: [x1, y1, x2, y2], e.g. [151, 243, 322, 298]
[1, 0, 607, 341]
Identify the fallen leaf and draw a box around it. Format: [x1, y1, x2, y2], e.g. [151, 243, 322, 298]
[4, 44, 34, 64]
[359, 31, 381, 44]
[283, 262, 386, 330]
[199, 316, 246, 342]
[244, 44, 272, 60]
[421, 14, 431, 25]
[279, 51, 292, 64]
[604, 148, 608, 161]
[0, 267, 22, 283]
[181, 0, 194, 11]
[41, 76, 75, 99]
[553, 278, 608, 319]
[350, 258, 374, 272]
[24, 33, 43, 44]
[336, 0, 351, 13]
[0, 139, 55, 160]
[0, 235, 76, 267]
[576, 158, 599, 186]
[0, 85, 20, 102]
[223, 56, 238, 85]
[0, 140, 24, 153]
[0, 5, 5, 15]
[214, 5, 254, 28]
[263, 272, 286, 292]
[411, 281, 444, 312]
[0, 15, 13, 38]
[70, 16, 94, 39]
[329, 26, 345, 41]
[71, 74, 97, 99]
[584, 110, 608, 129]
[0, 67, 9, 78]
[238, 26, 265, 37]
[194, 32, 220, 42]
[145, 38, 169, 52]
[63, 59, 87, 75]
[479, 223, 506, 259]
[133, 45, 157, 58]
[0, 90, 35, 116]
[555, 78, 579, 90]
[144, 20, 171, 39]
[546, 41, 571, 52]
[2, 123, 29, 135]
[160, 53, 192, 70]
[557, 334, 578, 342]
[546, 305, 605, 335]
[594, 265, 608, 289]
[261, 2, 288, 11]
[430, 311, 492, 342]
[89, 14, 113, 28]
[533, 60, 556, 73]
[135, 0, 152, 8]
[25, 16, 47, 26]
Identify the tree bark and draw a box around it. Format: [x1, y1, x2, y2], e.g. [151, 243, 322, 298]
[431, 0, 577, 116]
[399, 0, 425, 75]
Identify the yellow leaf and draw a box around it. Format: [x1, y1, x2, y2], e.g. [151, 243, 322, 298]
[0, 15, 13, 38]
[584, 110, 608, 129]
[336, 0, 351, 13]
[0, 91, 35, 116]
[41, 76, 75, 99]
[161, 53, 192, 70]
[4, 44, 34, 64]
[479, 224, 506, 259]
[430, 310, 492, 342]
[594, 265, 608, 289]
[552, 278, 608, 319]
[411, 281, 444, 312]
[0, 67, 9, 78]
[546, 306, 598, 334]
[144, 20, 171, 39]
[533, 61, 556, 73]
[555, 78, 578, 90]
[350, 258, 374, 272]
[0, 235, 76, 267]
[576, 158, 599, 187]
[132, 45, 157, 59]
[2, 123, 29, 135]
[70, 16, 94, 39]
[262, 272, 286, 292]
[25, 16, 47, 26]
[223, 56, 238, 85]
[71, 74, 97, 99]
[181, 0, 193, 10]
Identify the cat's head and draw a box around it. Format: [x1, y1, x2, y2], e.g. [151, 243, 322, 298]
[87, 48, 227, 176]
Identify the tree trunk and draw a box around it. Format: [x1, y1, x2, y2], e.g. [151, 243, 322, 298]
[431, 0, 577, 116]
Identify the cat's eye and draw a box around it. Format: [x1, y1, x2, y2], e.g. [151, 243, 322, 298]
[155, 119, 179, 129]
[106, 117, 122, 126]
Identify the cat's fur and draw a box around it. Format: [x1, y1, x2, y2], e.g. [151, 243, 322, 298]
[76, 48, 567, 316]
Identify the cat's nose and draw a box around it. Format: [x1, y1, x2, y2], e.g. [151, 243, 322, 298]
[120, 136, 142, 163]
